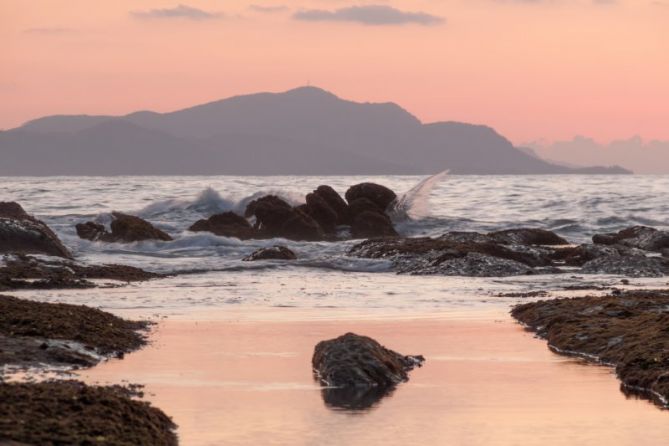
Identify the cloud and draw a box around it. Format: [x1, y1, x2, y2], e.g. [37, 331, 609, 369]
[249, 4, 289, 13]
[293, 5, 444, 26]
[131, 4, 222, 20]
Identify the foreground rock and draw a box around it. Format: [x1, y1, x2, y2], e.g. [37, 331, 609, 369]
[245, 195, 324, 241]
[76, 212, 172, 243]
[0, 381, 177, 445]
[0, 294, 150, 370]
[349, 228, 669, 277]
[512, 291, 669, 408]
[0, 254, 162, 291]
[0, 201, 72, 258]
[243, 246, 297, 261]
[189, 211, 256, 240]
[312, 333, 424, 389]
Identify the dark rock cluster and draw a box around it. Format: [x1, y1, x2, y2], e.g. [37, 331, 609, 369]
[189, 182, 399, 242]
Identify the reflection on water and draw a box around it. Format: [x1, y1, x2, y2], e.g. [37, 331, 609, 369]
[79, 315, 669, 446]
[320, 385, 395, 411]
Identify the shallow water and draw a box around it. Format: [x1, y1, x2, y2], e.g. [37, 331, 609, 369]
[80, 314, 669, 446]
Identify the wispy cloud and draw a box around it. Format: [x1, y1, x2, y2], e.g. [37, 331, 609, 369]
[131, 4, 222, 20]
[249, 4, 289, 13]
[293, 5, 444, 26]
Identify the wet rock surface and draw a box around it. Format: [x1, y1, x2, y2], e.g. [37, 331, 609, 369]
[76, 212, 172, 243]
[345, 183, 397, 211]
[350, 227, 669, 277]
[189, 211, 256, 240]
[0, 294, 149, 371]
[0, 254, 162, 291]
[0, 201, 72, 258]
[0, 380, 177, 446]
[512, 290, 669, 408]
[312, 333, 424, 388]
[243, 246, 297, 261]
[593, 226, 669, 252]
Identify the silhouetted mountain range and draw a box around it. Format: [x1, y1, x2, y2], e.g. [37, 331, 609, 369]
[0, 87, 631, 175]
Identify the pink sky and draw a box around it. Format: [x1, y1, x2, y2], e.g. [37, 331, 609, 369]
[2, 0, 668, 143]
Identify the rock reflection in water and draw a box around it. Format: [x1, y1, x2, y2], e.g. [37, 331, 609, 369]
[321, 385, 395, 411]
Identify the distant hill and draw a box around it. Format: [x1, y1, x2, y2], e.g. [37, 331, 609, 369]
[0, 87, 631, 175]
[527, 136, 668, 175]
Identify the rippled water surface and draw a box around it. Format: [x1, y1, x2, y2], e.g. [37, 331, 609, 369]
[4, 175, 669, 445]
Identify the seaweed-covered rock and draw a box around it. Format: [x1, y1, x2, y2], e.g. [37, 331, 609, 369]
[0, 254, 161, 292]
[345, 183, 397, 211]
[189, 211, 256, 240]
[243, 246, 297, 261]
[312, 333, 424, 388]
[0, 201, 71, 258]
[0, 381, 177, 446]
[581, 255, 669, 277]
[76, 213, 172, 243]
[512, 291, 669, 408]
[593, 226, 669, 252]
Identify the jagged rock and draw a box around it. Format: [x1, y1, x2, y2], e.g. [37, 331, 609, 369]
[593, 226, 669, 252]
[243, 246, 297, 261]
[312, 333, 424, 388]
[188, 212, 256, 240]
[0, 202, 72, 258]
[313, 185, 350, 225]
[556, 243, 648, 267]
[345, 183, 397, 211]
[351, 211, 398, 239]
[76, 213, 172, 243]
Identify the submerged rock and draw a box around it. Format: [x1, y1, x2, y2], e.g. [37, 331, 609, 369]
[593, 226, 669, 252]
[312, 333, 424, 388]
[0, 201, 72, 258]
[345, 183, 397, 211]
[243, 246, 297, 261]
[76, 212, 172, 243]
[189, 211, 256, 240]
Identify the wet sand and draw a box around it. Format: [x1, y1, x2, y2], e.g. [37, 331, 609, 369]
[79, 310, 669, 446]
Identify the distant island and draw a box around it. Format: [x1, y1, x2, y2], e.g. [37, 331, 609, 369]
[0, 86, 630, 175]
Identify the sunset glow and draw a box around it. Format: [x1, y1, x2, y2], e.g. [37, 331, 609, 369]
[3, 0, 667, 143]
